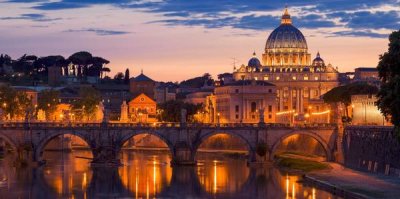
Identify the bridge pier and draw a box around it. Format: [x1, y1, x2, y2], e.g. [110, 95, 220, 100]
[91, 146, 122, 167]
[171, 142, 196, 166]
[247, 150, 271, 166]
[0, 139, 5, 155]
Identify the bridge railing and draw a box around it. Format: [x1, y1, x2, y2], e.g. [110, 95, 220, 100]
[0, 121, 337, 129]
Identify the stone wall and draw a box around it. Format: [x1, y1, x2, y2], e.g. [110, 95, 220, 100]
[343, 126, 400, 176]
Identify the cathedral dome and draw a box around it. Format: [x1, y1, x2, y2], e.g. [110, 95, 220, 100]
[248, 52, 262, 69]
[265, 8, 308, 51]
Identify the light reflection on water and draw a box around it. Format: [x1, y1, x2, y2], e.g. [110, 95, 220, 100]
[0, 150, 342, 199]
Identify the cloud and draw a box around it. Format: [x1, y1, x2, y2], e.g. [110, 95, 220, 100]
[3, 0, 400, 38]
[0, 13, 61, 22]
[64, 28, 131, 36]
[331, 30, 388, 38]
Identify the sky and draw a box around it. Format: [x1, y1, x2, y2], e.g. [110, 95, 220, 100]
[0, 0, 399, 82]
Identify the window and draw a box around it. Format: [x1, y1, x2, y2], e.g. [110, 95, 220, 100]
[268, 89, 272, 93]
[264, 76, 269, 81]
[235, 114, 239, 119]
[254, 77, 258, 80]
[251, 102, 257, 112]
[292, 76, 297, 80]
[268, 105, 272, 112]
[315, 76, 319, 80]
[268, 114, 272, 119]
[276, 76, 280, 80]
[235, 89, 239, 93]
[235, 105, 239, 112]
[304, 76, 309, 80]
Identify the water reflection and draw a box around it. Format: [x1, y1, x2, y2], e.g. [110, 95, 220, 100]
[0, 150, 342, 199]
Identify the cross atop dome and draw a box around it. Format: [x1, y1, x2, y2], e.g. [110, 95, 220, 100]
[281, 6, 292, 25]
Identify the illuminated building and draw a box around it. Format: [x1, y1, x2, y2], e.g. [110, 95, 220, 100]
[206, 80, 276, 123]
[128, 93, 157, 123]
[350, 94, 390, 125]
[232, 7, 339, 124]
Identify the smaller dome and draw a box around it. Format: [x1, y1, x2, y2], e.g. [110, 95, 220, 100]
[248, 52, 262, 69]
[312, 52, 325, 67]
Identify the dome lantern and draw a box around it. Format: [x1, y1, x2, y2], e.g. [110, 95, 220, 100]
[281, 6, 292, 25]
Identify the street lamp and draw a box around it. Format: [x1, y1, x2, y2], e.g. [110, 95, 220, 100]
[217, 112, 220, 125]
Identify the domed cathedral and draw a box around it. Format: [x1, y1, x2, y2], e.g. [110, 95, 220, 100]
[262, 7, 311, 67]
[232, 7, 339, 124]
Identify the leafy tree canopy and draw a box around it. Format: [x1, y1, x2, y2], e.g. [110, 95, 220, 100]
[377, 30, 400, 128]
[323, 82, 379, 105]
[179, 73, 214, 88]
[157, 100, 202, 122]
[37, 89, 60, 119]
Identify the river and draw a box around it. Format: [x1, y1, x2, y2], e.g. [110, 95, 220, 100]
[0, 150, 342, 199]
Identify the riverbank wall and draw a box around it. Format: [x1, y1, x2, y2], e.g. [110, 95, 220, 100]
[343, 126, 400, 176]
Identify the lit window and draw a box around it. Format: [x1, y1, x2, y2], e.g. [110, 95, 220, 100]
[292, 76, 297, 80]
[304, 76, 309, 80]
[254, 77, 258, 80]
[264, 76, 269, 80]
[315, 76, 319, 80]
[276, 76, 280, 80]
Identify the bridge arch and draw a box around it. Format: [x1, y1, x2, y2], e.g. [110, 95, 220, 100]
[270, 130, 332, 161]
[192, 131, 255, 162]
[118, 130, 175, 155]
[34, 131, 93, 162]
[0, 132, 18, 152]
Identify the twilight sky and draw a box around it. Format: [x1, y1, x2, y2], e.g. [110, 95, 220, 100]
[0, 0, 399, 81]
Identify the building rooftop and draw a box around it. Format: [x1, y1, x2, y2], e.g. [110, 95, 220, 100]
[132, 73, 154, 82]
[223, 80, 275, 87]
[355, 67, 378, 72]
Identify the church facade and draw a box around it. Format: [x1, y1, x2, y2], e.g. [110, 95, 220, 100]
[232, 7, 339, 124]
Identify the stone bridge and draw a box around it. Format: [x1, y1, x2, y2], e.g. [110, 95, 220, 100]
[0, 122, 338, 166]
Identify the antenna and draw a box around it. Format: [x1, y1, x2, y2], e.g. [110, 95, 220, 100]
[231, 57, 239, 71]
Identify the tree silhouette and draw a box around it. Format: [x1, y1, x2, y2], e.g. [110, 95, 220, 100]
[377, 30, 400, 132]
[124, 68, 130, 84]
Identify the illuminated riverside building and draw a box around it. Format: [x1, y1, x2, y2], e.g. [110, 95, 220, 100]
[350, 94, 390, 126]
[232, 8, 339, 123]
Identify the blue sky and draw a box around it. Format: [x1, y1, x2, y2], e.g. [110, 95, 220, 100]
[0, 0, 399, 81]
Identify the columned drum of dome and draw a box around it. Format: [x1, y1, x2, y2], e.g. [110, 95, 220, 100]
[262, 7, 311, 67]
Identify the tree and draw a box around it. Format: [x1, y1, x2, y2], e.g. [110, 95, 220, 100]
[34, 55, 68, 82]
[37, 89, 60, 120]
[0, 86, 32, 120]
[12, 54, 37, 75]
[124, 68, 130, 84]
[179, 73, 214, 88]
[72, 87, 101, 121]
[157, 100, 202, 122]
[68, 51, 93, 77]
[113, 72, 124, 84]
[377, 30, 400, 132]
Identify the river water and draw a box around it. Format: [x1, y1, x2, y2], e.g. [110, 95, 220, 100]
[0, 150, 342, 199]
